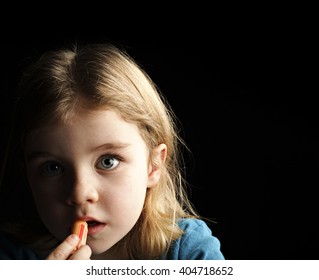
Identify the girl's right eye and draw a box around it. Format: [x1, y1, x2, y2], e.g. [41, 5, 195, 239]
[41, 161, 64, 177]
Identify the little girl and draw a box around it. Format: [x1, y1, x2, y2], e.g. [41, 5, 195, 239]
[0, 42, 224, 260]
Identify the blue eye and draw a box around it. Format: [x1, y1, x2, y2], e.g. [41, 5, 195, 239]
[41, 161, 64, 177]
[96, 155, 120, 170]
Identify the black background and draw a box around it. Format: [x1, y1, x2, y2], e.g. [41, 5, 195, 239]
[0, 18, 318, 260]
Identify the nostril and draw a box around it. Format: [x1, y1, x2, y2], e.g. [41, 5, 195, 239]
[66, 180, 99, 205]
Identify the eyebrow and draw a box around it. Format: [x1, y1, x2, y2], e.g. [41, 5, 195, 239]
[26, 142, 131, 161]
[90, 142, 131, 152]
[26, 152, 53, 162]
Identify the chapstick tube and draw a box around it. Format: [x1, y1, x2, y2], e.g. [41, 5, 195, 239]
[72, 220, 88, 250]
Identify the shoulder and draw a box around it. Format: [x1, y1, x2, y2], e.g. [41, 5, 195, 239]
[0, 232, 41, 260]
[178, 218, 211, 233]
[162, 218, 225, 260]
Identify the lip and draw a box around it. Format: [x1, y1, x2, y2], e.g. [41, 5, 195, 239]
[72, 217, 106, 236]
[87, 222, 106, 235]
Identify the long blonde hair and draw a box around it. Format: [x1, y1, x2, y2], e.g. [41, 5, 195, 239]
[2, 43, 199, 259]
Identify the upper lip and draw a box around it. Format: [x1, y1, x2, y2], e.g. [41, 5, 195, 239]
[77, 216, 93, 221]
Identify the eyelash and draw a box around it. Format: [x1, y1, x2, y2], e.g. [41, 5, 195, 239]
[95, 153, 122, 171]
[39, 153, 123, 177]
[40, 161, 64, 177]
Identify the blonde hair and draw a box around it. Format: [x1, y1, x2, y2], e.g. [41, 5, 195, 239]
[4, 43, 199, 259]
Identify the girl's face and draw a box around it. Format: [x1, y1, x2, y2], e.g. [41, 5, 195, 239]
[25, 109, 166, 258]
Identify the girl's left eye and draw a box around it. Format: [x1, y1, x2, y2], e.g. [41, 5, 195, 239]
[41, 161, 64, 177]
[96, 155, 120, 170]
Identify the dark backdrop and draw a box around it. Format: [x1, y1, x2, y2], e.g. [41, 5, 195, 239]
[0, 33, 317, 260]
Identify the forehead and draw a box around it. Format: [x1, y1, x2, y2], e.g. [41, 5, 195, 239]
[25, 108, 146, 151]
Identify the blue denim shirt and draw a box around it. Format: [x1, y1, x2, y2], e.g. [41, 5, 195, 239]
[161, 218, 225, 260]
[0, 233, 41, 259]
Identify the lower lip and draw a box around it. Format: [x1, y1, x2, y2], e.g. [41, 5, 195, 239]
[87, 223, 106, 235]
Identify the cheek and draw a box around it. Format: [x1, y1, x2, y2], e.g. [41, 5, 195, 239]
[29, 183, 58, 218]
[26, 172, 46, 207]
[102, 171, 149, 212]
[27, 178, 69, 240]
[26, 170, 64, 219]
[27, 173, 56, 204]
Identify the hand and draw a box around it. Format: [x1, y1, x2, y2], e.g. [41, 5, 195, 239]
[46, 234, 92, 260]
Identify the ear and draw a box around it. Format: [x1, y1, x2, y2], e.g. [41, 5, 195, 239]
[147, 143, 167, 188]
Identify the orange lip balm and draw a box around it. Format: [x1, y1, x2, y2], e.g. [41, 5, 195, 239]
[72, 220, 88, 250]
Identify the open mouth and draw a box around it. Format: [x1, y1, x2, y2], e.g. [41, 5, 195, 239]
[86, 220, 106, 235]
[87, 220, 99, 227]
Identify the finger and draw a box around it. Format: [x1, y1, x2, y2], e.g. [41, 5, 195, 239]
[46, 234, 80, 260]
[67, 244, 92, 260]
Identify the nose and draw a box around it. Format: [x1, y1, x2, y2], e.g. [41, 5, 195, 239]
[66, 168, 99, 206]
